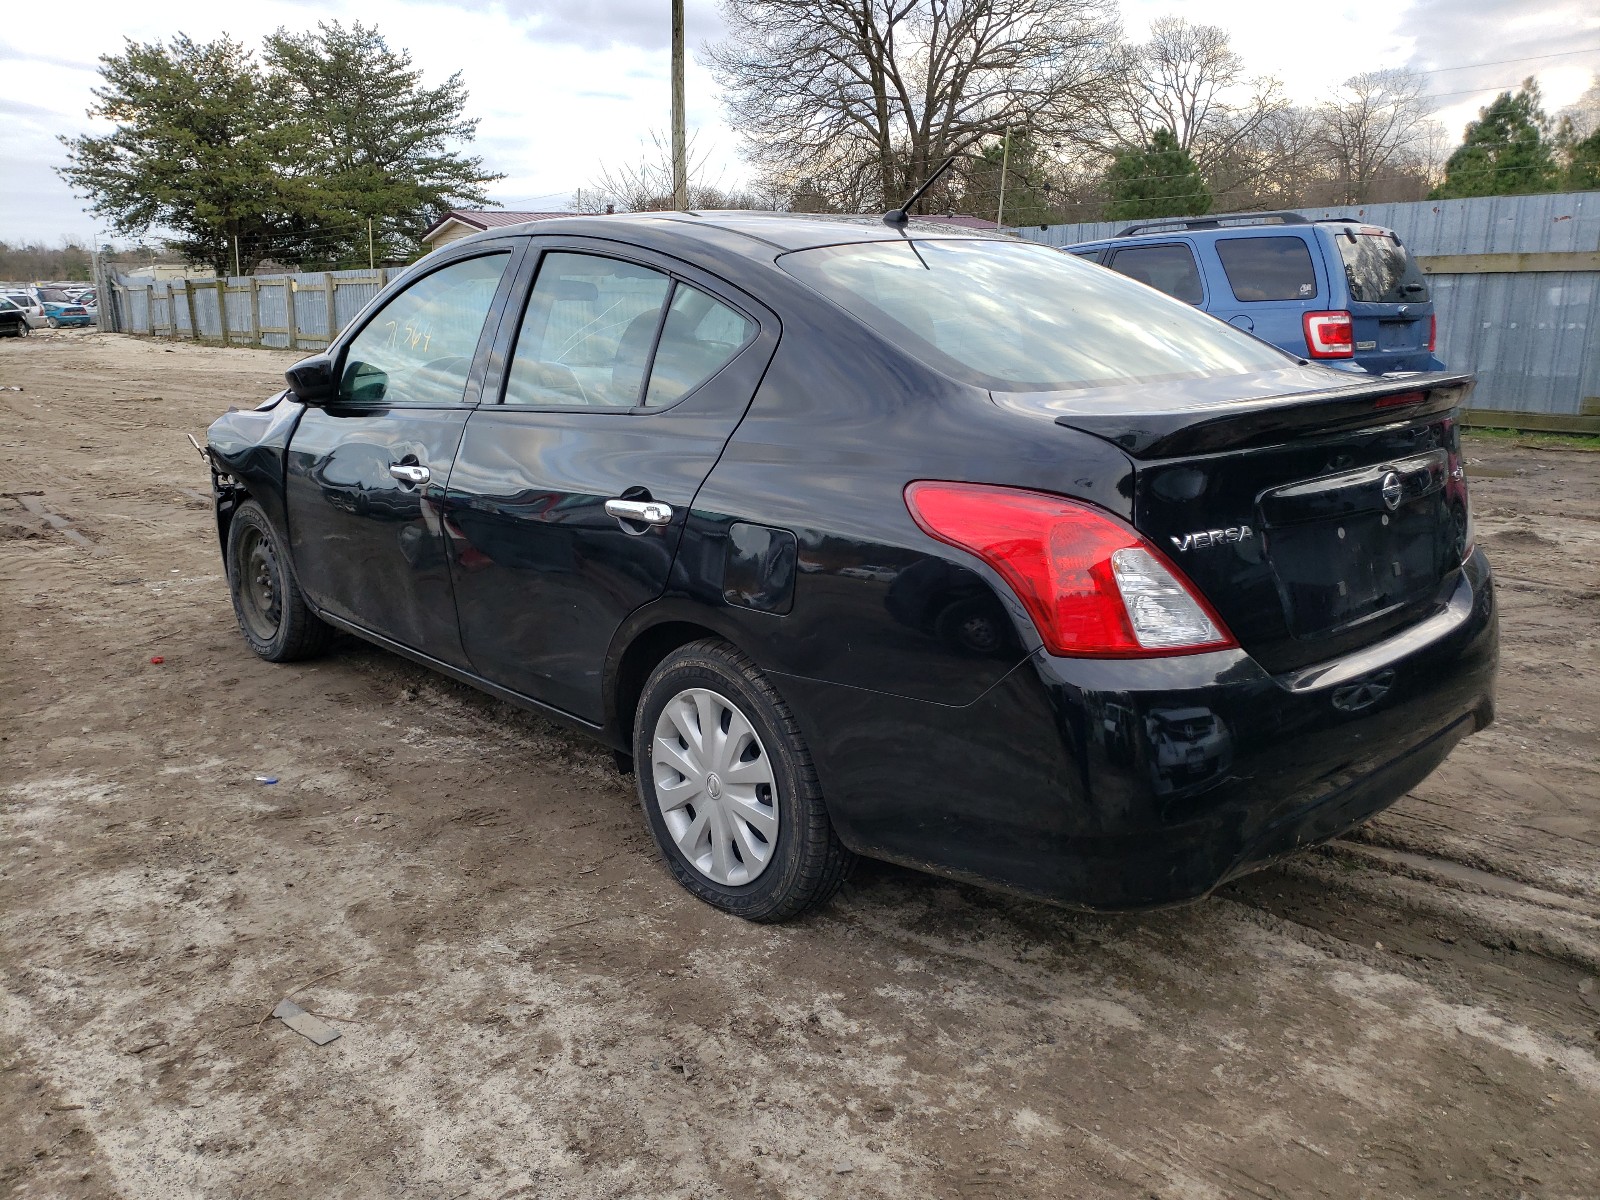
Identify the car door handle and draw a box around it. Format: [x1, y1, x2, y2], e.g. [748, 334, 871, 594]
[388, 464, 431, 485]
[604, 498, 673, 525]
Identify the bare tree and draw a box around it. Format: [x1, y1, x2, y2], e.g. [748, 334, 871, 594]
[704, 0, 1120, 213]
[1204, 104, 1329, 211]
[1091, 17, 1284, 177]
[585, 131, 765, 212]
[1557, 73, 1600, 140]
[1315, 69, 1440, 205]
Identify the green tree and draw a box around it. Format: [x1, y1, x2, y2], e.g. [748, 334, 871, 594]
[1433, 79, 1559, 199]
[960, 133, 1062, 227]
[57, 35, 317, 275]
[1104, 128, 1210, 220]
[1567, 128, 1600, 190]
[263, 21, 501, 265]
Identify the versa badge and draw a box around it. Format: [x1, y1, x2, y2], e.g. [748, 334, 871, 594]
[1170, 526, 1255, 552]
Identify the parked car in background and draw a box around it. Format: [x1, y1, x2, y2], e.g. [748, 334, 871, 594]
[36, 288, 92, 328]
[3, 292, 48, 330]
[76, 290, 99, 323]
[1066, 213, 1443, 375]
[204, 212, 1494, 923]
[0, 296, 30, 337]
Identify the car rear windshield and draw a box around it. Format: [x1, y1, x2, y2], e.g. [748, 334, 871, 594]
[1332, 229, 1429, 303]
[780, 239, 1290, 392]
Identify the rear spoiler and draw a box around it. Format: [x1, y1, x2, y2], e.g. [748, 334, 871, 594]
[1053, 372, 1476, 459]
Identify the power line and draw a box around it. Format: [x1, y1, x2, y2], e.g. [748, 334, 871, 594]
[1409, 44, 1600, 76]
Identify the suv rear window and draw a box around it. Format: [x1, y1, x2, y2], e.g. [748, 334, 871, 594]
[1216, 236, 1318, 301]
[780, 239, 1287, 392]
[1333, 229, 1430, 303]
[1105, 243, 1203, 305]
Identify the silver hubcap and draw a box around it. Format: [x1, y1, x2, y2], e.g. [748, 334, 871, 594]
[651, 687, 779, 886]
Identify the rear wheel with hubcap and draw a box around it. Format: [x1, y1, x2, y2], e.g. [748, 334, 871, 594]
[634, 639, 853, 921]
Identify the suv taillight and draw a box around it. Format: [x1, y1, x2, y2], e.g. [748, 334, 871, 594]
[904, 482, 1236, 658]
[1427, 313, 1437, 353]
[1303, 310, 1354, 358]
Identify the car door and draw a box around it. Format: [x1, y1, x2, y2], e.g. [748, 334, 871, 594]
[284, 242, 524, 665]
[445, 242, 778, 722]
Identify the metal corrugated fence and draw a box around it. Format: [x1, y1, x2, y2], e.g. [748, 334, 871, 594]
[1012, 191, 1600, 418]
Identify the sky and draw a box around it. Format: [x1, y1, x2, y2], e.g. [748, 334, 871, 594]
[1, 0, 1597, 245]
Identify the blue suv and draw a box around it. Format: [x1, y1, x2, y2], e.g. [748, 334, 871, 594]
[1065, 213, 1443, 374]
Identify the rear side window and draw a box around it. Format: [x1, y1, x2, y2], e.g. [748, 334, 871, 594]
[1334, 230, 1430, 303]
[643, 285, 754, 408]
[1216, 236, 1318, 301]
[1068, 249, 1103, 262]
[1106, 244, 1203, 305]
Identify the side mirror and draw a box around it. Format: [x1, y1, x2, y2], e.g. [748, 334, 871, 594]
[284, 354, 337, 404]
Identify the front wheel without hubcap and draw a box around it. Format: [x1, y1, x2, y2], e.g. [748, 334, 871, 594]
[634, 640, 853, 921]
[225, 499, 332, 663]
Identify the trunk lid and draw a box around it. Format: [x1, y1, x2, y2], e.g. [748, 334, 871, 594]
[996, 367, 1475, 673]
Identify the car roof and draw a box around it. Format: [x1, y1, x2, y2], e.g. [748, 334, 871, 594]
[445, 210, 1014, 257]
[1067, 215, 1400, 252]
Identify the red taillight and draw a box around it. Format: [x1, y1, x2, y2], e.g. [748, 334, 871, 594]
[1303, 310, 1354, 358]
[903, 482, 1236, 658]
[1427, 313, 1437, 353]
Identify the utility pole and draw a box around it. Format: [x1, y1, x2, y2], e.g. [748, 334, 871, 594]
[233, 235, 241, 278]
[996, 126, 1012, 230]
[671, 0, 687, 210]
[368, 219, 375, 270]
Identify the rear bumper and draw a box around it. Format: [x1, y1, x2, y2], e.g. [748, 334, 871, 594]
[779, 548, 1496, 910]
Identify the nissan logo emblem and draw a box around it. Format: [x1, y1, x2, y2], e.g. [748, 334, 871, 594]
[1381, 471, 1403, 511]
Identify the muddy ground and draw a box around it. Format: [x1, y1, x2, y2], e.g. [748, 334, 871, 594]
[1, 331, 1597, 1200]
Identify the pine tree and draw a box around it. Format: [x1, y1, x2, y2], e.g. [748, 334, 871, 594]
[57, 36, 317, 275]
[263, 22, 502, 265]
[1104, 129, 1211, 220]
[1434, 79, 1559, 199]
[58, 25, 500, 273]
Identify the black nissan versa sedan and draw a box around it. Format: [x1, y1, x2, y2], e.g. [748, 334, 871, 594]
[204, 212, 1497, 922]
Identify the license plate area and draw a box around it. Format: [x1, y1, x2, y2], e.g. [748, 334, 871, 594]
[1379, 319, 1422, 350]
[1260, 450, 1451, 638]
[1267, 510, 1443, 636]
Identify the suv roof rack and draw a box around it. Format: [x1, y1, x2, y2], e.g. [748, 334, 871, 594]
[1114, 211, 1312, 237]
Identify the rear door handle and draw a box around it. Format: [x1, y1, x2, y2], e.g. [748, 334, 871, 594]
[389, 464, 431, 485]
[604, 498, 673, 526]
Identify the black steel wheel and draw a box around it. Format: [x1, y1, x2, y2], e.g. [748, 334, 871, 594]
[634, 638, 854, 922]
[225, 500, 331, 662]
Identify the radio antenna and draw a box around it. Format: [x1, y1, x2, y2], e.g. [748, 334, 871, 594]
[882, 156, 958, 228]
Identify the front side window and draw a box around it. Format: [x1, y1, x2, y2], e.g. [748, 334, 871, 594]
[1216, 236, 1318, 302]
[340, 252, 510, 406]
[504, 253, 672, 407]
[781, 239, 1287, 393]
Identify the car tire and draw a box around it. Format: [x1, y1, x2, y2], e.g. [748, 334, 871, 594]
[633, 638, 854, 922]
[225, 500, 332, 662]
[46, 316, 59, 329]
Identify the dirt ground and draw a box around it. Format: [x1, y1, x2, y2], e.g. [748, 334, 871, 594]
[1, 331, 1597, 1200]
